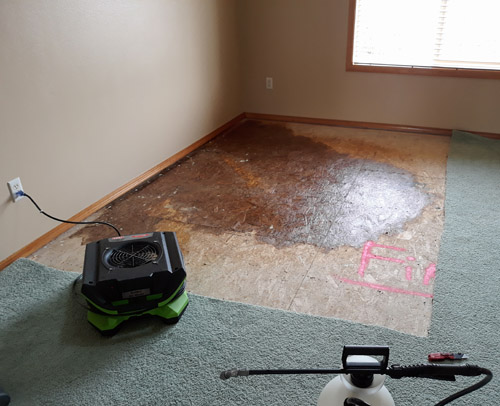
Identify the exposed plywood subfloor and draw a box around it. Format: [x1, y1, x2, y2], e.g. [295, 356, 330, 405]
[30, 120, 449, 336]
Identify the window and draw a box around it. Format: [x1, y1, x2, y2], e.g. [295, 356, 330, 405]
[347, 0, 500, 79]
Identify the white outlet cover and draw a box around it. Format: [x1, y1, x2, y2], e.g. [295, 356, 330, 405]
[7, 177, 24, 202]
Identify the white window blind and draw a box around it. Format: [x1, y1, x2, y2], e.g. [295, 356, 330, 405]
[353, 0, 500, 71]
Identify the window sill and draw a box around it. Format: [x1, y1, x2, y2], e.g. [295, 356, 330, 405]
[346, 62, 500, 80]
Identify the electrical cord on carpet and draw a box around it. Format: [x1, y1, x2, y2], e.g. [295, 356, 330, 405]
[18, 191, 121, 236]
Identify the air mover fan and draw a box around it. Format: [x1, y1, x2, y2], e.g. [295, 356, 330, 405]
[80, 232, 188, 336]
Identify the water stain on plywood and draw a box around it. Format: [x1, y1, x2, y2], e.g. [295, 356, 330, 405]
[72, 121, 429, 249]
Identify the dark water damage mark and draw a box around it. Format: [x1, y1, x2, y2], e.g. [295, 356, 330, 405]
[74, 121, 429, 249]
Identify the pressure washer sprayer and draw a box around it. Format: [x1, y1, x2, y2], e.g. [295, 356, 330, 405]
[220, 345, 493, 406]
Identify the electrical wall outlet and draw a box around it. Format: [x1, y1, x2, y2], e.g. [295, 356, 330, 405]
[266, 77, 273, 90]
[7, 177, 24, 202]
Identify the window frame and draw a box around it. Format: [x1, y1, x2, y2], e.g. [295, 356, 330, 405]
[346, 0, 500, 80]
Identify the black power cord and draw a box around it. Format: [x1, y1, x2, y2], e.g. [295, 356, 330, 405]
[17, 191, 121, 315]
[19, 191, 121, 237]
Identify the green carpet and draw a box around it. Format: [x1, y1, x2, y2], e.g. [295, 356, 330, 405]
[0, 131, 499, 405]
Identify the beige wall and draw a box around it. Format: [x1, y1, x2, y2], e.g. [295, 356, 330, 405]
[239, 0, 500, 133]
[0, 0, 242, 262]
[3, 0, 500, 263]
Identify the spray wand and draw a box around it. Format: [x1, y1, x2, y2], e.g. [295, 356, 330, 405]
[220, 346, 492, 406]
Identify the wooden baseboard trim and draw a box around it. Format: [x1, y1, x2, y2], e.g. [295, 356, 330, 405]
[244, 113, 500, 139]
[0, 113, 245, 271]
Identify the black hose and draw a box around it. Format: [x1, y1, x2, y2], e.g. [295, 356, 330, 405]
[220, 364, 493, 405]
[434, 367, 492, 406]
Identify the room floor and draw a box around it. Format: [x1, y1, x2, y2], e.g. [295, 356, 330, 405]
[30, 120, 450, 336]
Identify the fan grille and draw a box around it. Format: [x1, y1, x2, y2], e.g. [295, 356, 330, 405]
[105, 242, 160, 268]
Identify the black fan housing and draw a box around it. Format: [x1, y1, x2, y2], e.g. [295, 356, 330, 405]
[104, 240, 160, 269]
[81, 232, 186, 314]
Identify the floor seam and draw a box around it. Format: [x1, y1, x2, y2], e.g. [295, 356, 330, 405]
[286, 162, 365, 311]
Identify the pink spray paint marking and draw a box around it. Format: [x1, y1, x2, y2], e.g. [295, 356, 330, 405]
[337, 277, 434, 298]
[405, 257, 415, 281]
[358, 241, 407, 277]
[352, 241, 436, 297]
[423, 263, 437, 285]
[405, 266, 413, 281]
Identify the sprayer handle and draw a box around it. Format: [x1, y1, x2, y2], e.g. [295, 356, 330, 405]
[388, 364, 486, 380]
[342, 346, 390, 370]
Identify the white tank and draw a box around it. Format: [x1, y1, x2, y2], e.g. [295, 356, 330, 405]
[317, 356, 395, 406]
